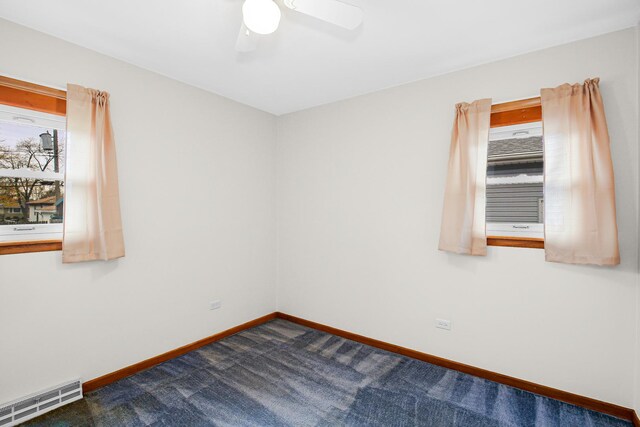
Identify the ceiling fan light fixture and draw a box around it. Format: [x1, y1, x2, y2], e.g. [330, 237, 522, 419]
[242, 0, 281, 35]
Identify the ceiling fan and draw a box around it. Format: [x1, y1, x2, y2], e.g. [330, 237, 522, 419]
[235, 0, 364, 52]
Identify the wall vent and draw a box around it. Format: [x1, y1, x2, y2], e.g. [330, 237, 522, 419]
[0, 379, 82, 426]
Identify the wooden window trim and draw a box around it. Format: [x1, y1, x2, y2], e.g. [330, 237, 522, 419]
[488, 97, 543, 249]
[490, 97, 541, 128]
[0, 76, 66, 255]
[0, 240, 62, 255]
[0, 75, 66, 116]
[487, 236, 544, 249]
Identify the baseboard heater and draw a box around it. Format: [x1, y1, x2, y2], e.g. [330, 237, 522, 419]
[0, 379, 82, 426]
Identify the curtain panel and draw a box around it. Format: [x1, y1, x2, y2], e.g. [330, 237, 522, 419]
[541, 78, 620, 266]
[438, 99, 492, 256]
[63, 84, 125, 263]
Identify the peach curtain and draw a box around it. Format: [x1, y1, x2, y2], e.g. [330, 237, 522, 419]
[541, 78, 619, 266]
[438, 99, 492, 255]
[63, 84, 125, 263]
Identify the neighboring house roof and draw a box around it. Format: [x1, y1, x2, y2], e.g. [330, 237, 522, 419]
[488, 136, 543, 159]
[27, 196, 57, 205]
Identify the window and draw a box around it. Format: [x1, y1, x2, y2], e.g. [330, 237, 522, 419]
[486, 122, 543, 238]
[0, 104, 66, 242]
[0, 76, 66, 255]
[486, 97, 544, 249]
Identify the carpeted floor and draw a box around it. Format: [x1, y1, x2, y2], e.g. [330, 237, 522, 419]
[23, 319, 631, 426]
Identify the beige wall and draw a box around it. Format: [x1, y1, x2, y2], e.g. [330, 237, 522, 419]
[277, 28, 639, 407]
[0, 19, 277, 403]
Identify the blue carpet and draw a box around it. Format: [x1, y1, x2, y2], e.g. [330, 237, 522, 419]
[23, 319, 631, 426]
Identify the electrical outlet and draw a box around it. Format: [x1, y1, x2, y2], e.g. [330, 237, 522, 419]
[435, 318, 451, 330]
[210, 300, 222, 310]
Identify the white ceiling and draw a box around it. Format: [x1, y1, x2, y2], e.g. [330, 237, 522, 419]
[0, 0, 638, 115]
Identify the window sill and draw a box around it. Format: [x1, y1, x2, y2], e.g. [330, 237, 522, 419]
[487, 236, 544, 249]
[0, 240, 62, 255]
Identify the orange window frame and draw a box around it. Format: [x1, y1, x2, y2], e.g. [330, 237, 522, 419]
[0, 75, 67, 255]
[487, 97, 544, 250]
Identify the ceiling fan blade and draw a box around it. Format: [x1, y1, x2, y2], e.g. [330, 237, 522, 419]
[235, 23, 259, 52]
[285, 0, 363, 30]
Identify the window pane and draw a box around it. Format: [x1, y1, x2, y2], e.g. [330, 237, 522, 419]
[0, 115, 65, 227]
[0, 178, 64, 225]
[486, 122, 543, 239]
